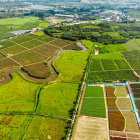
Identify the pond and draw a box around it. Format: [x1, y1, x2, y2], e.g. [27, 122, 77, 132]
[10, 30, 30, 35]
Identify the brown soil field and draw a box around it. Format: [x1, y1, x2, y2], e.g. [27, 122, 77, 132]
[106, 86, 125, 131]
[73, 116, 108, 140]
[110, 137, 127, 140]
[106, 87, 118, 110]
[108, 111, 125, 131]
[106, 86, 116, 97]
[110, 130, 140, 140]
[130, 83, 140, 98]
[0, 58, 20, 71]
[130, 83, 140, 88]
[22, 62, 50, 78]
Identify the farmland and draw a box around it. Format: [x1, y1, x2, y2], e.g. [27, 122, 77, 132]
[87, 52, 137, 83]
[53, 40, 93, 82]
[130, 83, 140, 116]
[23, 116, 68, 140]
[81, 85, 106, 118]
[0, 32, 76, 79]
[1, 45, 27, 55]
[73, 116, 108, 140]
[0, 58, 20, 71]
[106, 86, 125, 131]
[123, 50, 140, 75]
[122, 39, 140, 51]
[0, 35, 93, 139]
[22, 62, 50, 78]
[95, 42, 127, 53]
[0, 17, 140, 139]
[0, 72, 41, 112]
[37, 82, 80, 118]
[63, 42, 82, 51]
[106, 85, 139, 133]
[0, 16, 49, 40]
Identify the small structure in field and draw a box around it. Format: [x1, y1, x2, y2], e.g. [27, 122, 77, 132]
[32, 28, 41, 32]
[94, 50, 99, 55]
[7, 54, 10, 57]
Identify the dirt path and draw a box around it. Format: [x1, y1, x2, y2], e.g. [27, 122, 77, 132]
[0, 42, 87, 84]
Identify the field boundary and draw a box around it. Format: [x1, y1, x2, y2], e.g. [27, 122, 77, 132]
[0, 42, 87, 84]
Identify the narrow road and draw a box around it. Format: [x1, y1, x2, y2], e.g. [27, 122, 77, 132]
[0, 42, 88, 84]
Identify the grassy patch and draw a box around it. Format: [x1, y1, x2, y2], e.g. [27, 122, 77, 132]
[23, 116, 68, 140]
[0, 16, 46, 40]
[94, 42, 127, 53]
[123, 39, 140, 51]
[53, 40, 93, 82]
[0, 72, 41, 112]
[0, 115, 32, 140]
[134, 38, 140, 46]
[37, 82, 79, 118]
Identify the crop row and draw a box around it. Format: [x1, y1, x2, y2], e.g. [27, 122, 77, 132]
[87, 70, 137, 83]
[122, 50, 140, 75]
[89, 53, 131, 72]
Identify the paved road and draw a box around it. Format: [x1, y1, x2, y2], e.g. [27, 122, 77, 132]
[0, 42, 88, 84]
